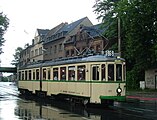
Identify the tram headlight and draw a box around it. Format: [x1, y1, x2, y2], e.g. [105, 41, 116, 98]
[116, 87, 122, 94]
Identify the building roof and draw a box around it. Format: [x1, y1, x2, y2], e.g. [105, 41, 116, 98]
[57, 17, 88, 34]
[81, 23, 107, 38]
[37, 29, 50, 36]
[44, 17, 90, 44]
[64, 23, 108, 45]
[46, 22, 68, 37]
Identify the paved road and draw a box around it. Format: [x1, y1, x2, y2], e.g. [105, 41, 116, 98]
[1, 82, 157, 120]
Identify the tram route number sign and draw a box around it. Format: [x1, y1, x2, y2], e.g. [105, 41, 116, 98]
[105, 50, 114, 57]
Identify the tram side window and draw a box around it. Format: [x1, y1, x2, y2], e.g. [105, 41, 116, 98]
[108, 64, 114, 81]
[60, 67, 66, 80]
[101, 64, 106, 81]
[48, 68, 51, 80]
[36, 69, 39, 80]
[43, 68, 46, 80]
[68, 66, 75, 81]
[92, 65, 99, 80]
[28, 70, 31, 80]
[33, 70, 35, 80]
[53, 68, 58, 80]
[22, 71, 24, 80]
[116, 64, 122, 81]
[25, 71, 27, 80]
[77, 65, 85, 80]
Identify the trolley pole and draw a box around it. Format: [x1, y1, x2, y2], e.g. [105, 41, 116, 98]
[118, 17, 121, 57]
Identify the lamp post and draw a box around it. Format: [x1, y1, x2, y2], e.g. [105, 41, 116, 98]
[118, 17, 121, 57]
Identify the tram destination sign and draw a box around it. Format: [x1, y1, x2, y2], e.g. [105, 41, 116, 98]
[105, 50, 114, 57]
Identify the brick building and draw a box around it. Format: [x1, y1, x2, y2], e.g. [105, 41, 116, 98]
[64, 24, 108, 57]
[43, 17, 93, 61]
[19, 17, 107, 67]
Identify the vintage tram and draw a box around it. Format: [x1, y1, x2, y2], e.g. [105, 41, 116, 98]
[18, 51, 126, 105]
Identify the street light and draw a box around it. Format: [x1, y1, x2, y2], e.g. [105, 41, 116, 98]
[118, 17, 121, 57]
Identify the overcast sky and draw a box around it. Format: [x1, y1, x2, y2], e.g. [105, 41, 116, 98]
[0, 0, 100, 70]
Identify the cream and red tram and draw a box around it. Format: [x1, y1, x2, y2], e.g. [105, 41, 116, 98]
[18, 53, 126, 105]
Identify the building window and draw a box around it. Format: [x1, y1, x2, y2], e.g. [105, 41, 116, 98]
[71, 49, 74, 56]
[39, 47, 42, 55]
[35, 49, 38, 56]
[66, 50, 69, 57]
[31, 51, 34, 57]
[50, 46, 53, 54]
[59, 43, 62, 51]
[44, 48, 48, 55]
[96, 45, 101, 52]
[54, 45, 57, 53]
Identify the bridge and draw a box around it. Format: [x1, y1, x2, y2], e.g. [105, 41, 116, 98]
[0, 67, 17, 73]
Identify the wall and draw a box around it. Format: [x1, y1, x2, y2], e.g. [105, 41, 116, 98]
[145, 69, 157, 89]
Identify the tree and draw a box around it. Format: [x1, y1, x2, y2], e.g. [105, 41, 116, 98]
[94, 0, 157, 89]
[0, 12, 9, 54]
[11, 47, 23, 66]
[1, 76, 9, 82]
[24, 43, 29, 49]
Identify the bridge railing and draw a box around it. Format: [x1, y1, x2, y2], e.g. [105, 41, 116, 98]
[0, 67, 17, 73]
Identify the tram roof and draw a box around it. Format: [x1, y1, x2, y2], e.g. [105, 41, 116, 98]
[20, 54, 125, 69]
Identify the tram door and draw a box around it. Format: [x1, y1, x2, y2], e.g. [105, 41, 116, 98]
[90, 64, 100, 102]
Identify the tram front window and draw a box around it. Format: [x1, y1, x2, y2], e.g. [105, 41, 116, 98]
[108, 64, 114, 81]
[92, 65, 99, 80]
[116, 64, 122, 81]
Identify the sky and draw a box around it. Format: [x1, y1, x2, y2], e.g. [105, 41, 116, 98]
[0, 0, 100, 70]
